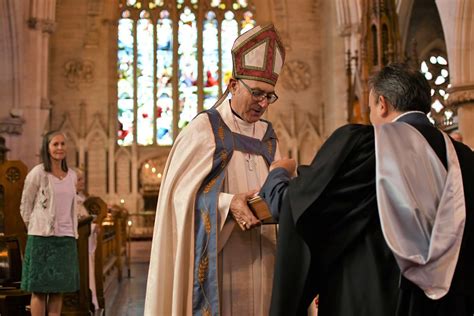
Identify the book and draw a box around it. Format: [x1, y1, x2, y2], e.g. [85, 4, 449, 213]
[247, 195, 276, 224]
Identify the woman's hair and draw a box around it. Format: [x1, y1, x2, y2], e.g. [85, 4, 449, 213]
[41, 130, 68, 172]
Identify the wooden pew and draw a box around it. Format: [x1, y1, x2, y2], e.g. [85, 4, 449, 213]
[101, 210, 119, 311]
[0, 236, 30, 316]
[109, 205, 129, 281]
[83, 196, 108, 312]
[0, 139, 28, 252]
[0, 137, 30, 315]
[71, 197, 131, 315]
[62, 216, 93, 316]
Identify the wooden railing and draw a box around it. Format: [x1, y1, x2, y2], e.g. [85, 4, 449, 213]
[83, 198, 130, 314]
[128, 211, 156, 239]
[62, 216, 93, 315]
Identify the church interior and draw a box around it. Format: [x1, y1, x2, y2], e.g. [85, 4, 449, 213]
[0, 0, 473, 314]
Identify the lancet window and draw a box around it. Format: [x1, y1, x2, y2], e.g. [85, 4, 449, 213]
[117, 0, 256, 146]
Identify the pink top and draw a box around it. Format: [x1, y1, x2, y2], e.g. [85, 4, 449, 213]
[49, 171, 75, 237]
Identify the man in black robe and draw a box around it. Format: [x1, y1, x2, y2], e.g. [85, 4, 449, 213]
[260, 63, 474, 316]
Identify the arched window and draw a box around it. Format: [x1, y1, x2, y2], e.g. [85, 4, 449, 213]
[117, 0, 256, 146]
[419, 52, 453, 129]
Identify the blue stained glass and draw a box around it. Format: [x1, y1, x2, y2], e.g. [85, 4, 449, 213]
[203, 11, 219, 110]
[136, 18, 154, 145]
[221, 12, 238, 88]
[156, 10, 173, 145]
[118, 18, 134, 146]
[178, 7, 198, 129]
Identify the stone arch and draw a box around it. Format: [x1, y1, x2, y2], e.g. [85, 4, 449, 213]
[85, 114, 108, 196]
[59, 113, 80, 168]
[272, 116, 294, 159]
[85, 113, 108, 147]
[418, 38, 447, 61]
[115, 147, 131, 195]
[297, 116, 323, 165]
[139, 154, 169, 192]
[397, 0, 415, 51]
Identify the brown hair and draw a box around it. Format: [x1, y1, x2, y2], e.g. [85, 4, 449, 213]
[40, 130, 68, 172]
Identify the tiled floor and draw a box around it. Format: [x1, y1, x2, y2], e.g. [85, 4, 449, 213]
[108, 241, 151, 316]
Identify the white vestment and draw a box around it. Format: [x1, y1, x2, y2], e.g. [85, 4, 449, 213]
[145, 101, 280, 315]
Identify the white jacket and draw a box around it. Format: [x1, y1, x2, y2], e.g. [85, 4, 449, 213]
[20, 164, 78, 238]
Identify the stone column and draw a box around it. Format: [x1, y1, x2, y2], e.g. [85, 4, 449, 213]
[448, 85, 474, 148]
[437, 0, 474, 147]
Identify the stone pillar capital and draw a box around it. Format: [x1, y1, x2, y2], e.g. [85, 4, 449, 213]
[27, 18, 56, 34]
[0, 115, 25, 135]
[447, 84, 474, 107]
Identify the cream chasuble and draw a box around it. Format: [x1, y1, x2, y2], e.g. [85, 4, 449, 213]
[145, 100, 280, 316]
[217, 102, 280, 316]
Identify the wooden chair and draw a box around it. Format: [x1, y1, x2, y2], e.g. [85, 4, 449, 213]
[0, 236, 30, 316]
[0, 143, 30, 315]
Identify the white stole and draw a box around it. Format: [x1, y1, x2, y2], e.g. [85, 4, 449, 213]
[374, 122, 465, 299]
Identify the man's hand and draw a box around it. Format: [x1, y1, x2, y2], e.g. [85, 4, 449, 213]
[230, 190, 261, 231]
[270, 158, 296, 176]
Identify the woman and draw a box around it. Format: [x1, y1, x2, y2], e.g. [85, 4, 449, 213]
[20, 130, 80, 316]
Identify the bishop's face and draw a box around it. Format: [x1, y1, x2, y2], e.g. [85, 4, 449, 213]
[230, 79, 275, 123]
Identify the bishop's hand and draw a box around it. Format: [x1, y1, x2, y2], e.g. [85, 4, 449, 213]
[230, 190, 261, 231]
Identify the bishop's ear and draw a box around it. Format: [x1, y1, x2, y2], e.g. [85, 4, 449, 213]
[229, 78, 239, 94]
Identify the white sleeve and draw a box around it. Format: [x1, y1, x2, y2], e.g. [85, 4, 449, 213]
[20, 168, 40, 227]
[217, 192, 234, 231]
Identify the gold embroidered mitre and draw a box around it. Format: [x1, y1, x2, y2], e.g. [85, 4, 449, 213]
[231, 24, 286, 86]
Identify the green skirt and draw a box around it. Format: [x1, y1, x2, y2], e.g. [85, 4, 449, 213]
[21, 235, 80, 293]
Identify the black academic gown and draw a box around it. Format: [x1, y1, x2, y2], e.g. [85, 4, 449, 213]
[266, 113, 474, 316]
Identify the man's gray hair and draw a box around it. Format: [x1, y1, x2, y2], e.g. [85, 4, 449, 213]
[369, 63, 432, 114]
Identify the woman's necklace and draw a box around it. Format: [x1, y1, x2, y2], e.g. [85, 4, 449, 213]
[53, 172, 66, 180]
[51, 165, 66, 180]
[232, 113, 257, 171]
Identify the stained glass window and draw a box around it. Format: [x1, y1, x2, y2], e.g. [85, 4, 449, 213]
[118, 0, 256, 146]
[203, 11, 219, 110]
[221, 11, 238, 88]
[156, 10, 173, 145]
[178, 7, 198, 128]
[419, 52, 453, 129]
[117, 17, 134, 146]
[137, 13, 154, 145]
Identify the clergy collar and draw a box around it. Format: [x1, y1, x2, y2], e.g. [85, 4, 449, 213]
[227, 101, 257, 130]
[392, 111, 426, 122]
[230, 106, 244, 121]
[229, 101, 249, 123]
